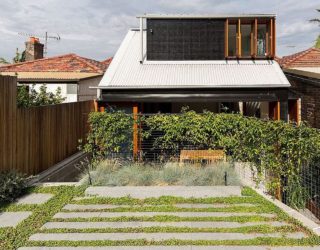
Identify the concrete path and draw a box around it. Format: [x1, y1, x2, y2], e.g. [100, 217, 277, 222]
[29, 232, 306, 241]
[53, 211, 276, 219]
[85, 186, 242, 198]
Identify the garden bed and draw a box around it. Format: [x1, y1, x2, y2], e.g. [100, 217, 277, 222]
[79, 160, 240, 186]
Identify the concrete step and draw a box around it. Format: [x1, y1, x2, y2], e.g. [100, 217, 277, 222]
[29, 232, 306, 241]
[85, 186, 242, 198]
[53, 211, 276, 219]
[42, 221, 288, 229]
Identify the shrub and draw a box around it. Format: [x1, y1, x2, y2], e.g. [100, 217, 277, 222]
[80, 111, 134, 160]
[0, 171, 28, 203]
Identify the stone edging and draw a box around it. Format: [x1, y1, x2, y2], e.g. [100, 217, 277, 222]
[253, 187, 320, 236]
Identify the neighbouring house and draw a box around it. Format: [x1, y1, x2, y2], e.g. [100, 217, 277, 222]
[96, 14, 299, 123]
[278, 48, 320, 128]
[0, 37, 112, 102]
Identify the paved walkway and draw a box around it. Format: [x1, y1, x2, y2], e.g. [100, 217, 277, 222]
[18, 186, 320, 249]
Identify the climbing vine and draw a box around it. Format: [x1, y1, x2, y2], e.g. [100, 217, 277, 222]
[144, 109, 320, 208]
[83, 109, 320, 208]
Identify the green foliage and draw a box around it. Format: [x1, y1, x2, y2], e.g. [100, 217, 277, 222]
[310, 9, 320, 48]
[0, 57, 9, 64]
[80, 111, 134, 160]
[17, 84, 65, 108]
[144, 110, 320, 208]
[0, 171, 28, 203]
[316, 35, 320, 49]
[80, 160, 239, 186]
[13, 48, 26, 63]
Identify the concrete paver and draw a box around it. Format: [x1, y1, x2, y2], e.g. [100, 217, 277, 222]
[29, 232, 306, 241]
[0, 212, 32, 227]
[85, 186, 242, 198]
[16, 193, 54, 205]
[53, 211, 276, 219]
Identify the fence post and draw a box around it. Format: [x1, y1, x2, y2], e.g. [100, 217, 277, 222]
[133, 104, 139, 160]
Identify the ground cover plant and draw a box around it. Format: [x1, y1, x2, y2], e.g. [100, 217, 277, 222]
[80, 161, 240, 186]
[1, 186, 319, 249]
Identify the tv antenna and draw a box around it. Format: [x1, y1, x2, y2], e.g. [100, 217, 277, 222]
[18, 32, 61, 56]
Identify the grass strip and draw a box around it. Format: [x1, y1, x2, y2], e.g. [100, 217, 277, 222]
[61, 205, 272, 213]
[40, 225, 299, 234]
[26, 236, 320, 247]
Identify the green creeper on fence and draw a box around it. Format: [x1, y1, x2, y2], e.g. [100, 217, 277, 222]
[82, 108, 320, 208]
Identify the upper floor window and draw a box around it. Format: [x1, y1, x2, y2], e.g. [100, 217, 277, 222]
[226, 18, 275, 59]
[257, 24, 267, 57]
[241, 24, 252, 57]
[228, 24, 237, 57]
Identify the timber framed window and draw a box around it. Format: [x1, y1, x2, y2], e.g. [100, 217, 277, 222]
[225, 18, 275, 59]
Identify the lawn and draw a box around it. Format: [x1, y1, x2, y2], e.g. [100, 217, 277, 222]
[0, 185, 320, 249]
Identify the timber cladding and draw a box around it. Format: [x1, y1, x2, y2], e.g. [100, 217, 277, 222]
[147, 19, 225, 60]
[0, 76, 94, 175]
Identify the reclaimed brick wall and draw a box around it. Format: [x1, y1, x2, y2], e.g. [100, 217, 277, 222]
[286, 73, 320, 128]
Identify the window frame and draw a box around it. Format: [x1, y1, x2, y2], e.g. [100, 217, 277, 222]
[225, 18, 275, 59]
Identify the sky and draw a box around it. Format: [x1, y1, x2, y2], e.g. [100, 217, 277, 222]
[0, 0, 319, 62]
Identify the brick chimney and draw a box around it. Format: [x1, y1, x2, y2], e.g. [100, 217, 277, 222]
[25, 37, 44, 61]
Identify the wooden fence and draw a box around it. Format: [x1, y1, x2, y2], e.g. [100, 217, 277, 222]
[0, 76, 94, 175]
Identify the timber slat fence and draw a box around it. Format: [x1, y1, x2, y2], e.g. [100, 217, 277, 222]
[0, 76, 94, 175]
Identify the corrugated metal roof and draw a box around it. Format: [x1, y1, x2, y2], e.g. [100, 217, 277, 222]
[0, 72, 102, 81]
[137, 14, 276, 19]
[98, 30, 290, 89]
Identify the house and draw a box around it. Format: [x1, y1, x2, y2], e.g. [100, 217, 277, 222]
[96, 14, 298, 123]
[278, 48, 320, 128]
[0, 37, 112, 102]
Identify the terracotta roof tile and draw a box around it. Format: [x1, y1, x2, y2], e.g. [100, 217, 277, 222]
[278, 47, 320, 68]
[0, 53, 109, 74]
[101, 57, 113, 70]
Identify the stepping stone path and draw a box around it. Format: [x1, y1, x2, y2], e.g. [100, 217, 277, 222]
[0, 193, 54, 229]
[23, 187, 318, 249]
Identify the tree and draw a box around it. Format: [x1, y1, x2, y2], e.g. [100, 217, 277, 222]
[309, 9, 320, 48]
[17, 84, 66, 108]
[13, 48, 25, 63]
[0, 57, 9, 64]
